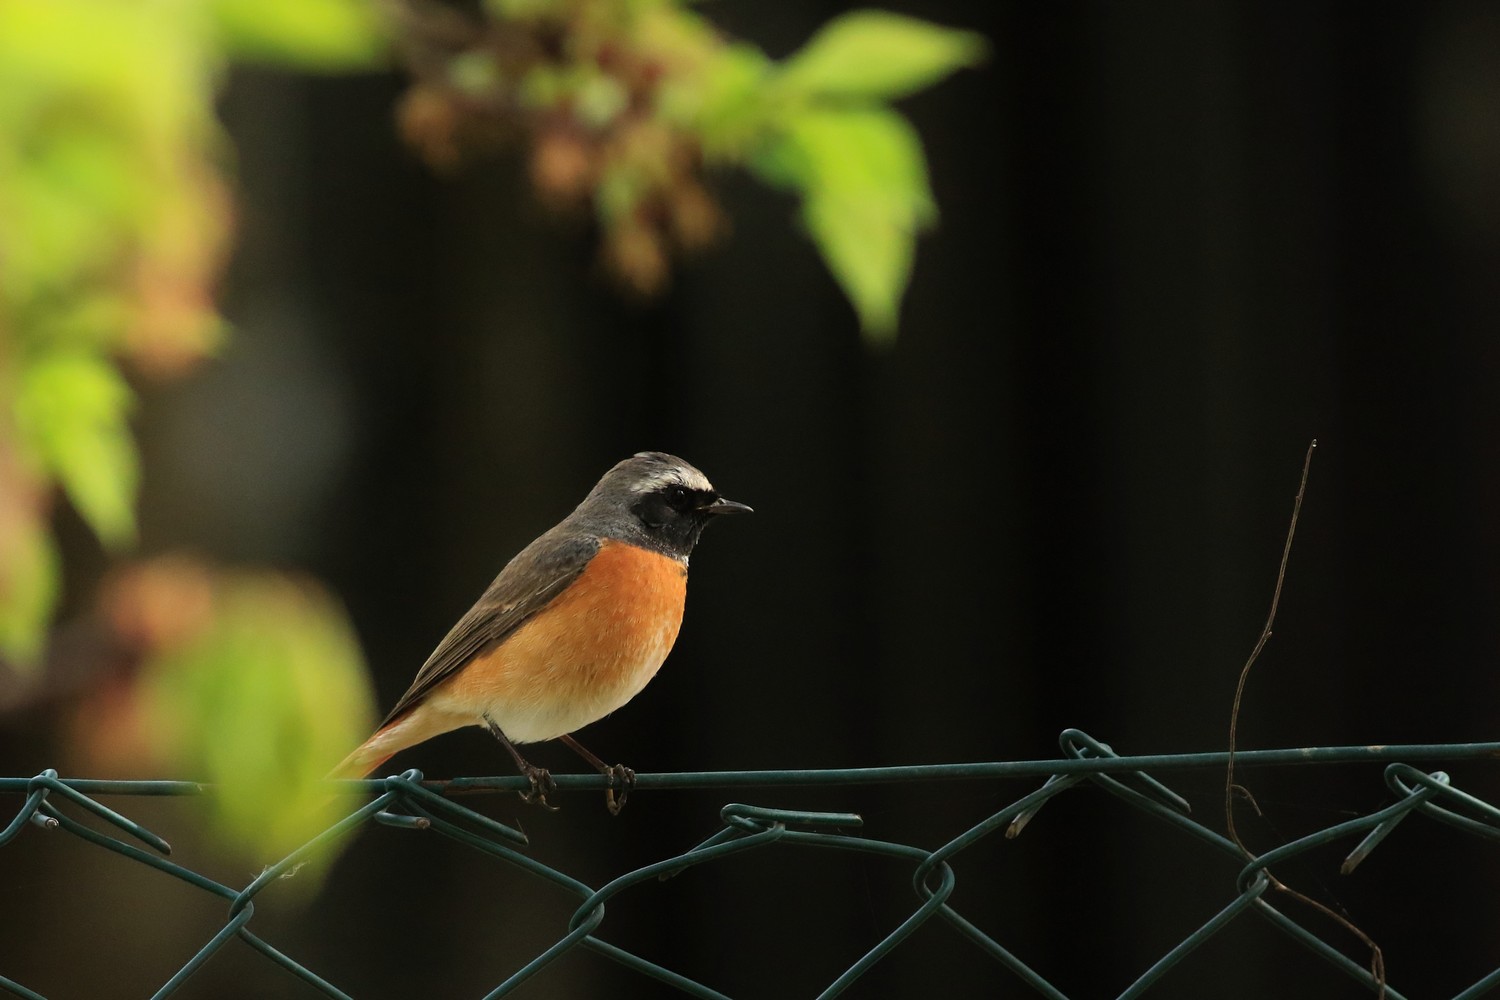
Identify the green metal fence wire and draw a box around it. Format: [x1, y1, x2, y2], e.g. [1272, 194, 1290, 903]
[4, 728, 1500, 1000]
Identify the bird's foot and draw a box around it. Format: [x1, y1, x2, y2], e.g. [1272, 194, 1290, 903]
[519, 765, 560, 811]
[604, 764, 635, 816]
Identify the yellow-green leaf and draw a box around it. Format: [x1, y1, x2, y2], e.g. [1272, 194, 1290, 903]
[777, 11, 986, 101]
[140, 566, 376, 868]
[752, 107, 935, 340]
[0, 520, 59, 671]
[803, 191, 913, 341]
[661, 43, 773, 160]
[15, 353, 139, 548]
[210, 0, 389, 71]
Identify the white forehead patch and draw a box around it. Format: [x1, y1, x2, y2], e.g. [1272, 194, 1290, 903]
[630, 463, 713, 495]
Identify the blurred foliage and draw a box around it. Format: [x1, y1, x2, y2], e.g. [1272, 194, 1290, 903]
[0, 0, 386, 669]
[0, 0, 385, 862]
[210, 0, 389, 69]
[394, 0, 985, 338]
[73, 556, 375, 867]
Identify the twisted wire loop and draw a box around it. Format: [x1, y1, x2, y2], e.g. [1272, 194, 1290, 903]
[3, 731, 1499, 999]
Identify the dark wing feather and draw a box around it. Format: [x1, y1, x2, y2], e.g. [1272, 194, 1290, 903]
[377, 529, 600, 728]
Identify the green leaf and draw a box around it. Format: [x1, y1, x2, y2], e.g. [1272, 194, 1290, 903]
[141, 567, 376, 868]
[803, 191, 913, 341]
[15, 354, 139, 548]
[777, 10, 986, 101]
[0, 522, 59, 672]
[751, 107, 936, 340]
[210, 0, 389, 71]
[660, 43, 774, 160]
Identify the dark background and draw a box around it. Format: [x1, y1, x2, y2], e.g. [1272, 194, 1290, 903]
[9, 2, 1500, 997]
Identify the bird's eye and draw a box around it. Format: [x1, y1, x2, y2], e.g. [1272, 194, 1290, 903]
[666, 486, 690, 509]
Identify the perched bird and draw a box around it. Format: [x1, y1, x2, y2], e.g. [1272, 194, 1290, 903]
[330, 452, 750, 812]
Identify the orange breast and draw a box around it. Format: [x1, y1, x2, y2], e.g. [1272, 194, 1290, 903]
[434, 539, 688, 742]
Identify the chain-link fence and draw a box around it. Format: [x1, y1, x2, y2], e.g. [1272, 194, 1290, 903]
[4, 728, 1499, 999]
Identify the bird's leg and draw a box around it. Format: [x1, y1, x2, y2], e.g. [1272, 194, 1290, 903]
[558, 733, 634, 815]
[483, 714, 558, 810]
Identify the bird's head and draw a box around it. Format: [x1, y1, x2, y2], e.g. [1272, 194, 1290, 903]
[582, 451, 751, 559]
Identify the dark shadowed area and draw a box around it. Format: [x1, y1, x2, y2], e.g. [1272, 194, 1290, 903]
[5, 3, 1500, 998]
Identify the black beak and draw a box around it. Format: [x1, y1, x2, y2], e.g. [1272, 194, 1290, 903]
[704, 497, 753, 516]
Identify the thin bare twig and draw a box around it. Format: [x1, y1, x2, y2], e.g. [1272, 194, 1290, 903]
[1224, 439, 1317, 845]
[1221, 440, 1387, 997]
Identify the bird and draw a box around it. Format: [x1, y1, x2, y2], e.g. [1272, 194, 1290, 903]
[329, 452, 750, 813]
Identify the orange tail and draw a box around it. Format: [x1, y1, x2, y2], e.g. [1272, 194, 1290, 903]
[327, 703, 464, 780]
[327, 740, 396, 781]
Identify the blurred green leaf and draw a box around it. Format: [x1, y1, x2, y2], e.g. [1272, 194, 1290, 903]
[777, 10, 986, 101]
[802, 191, 914, 342]
[210, 0, 388, 71]
[0, 0, 223, 331]
[662, 43, 773, 160]
[15, 354, 139, 548]
[752, 107, 935, 340]
[0, 521, 59, 671]
[141, 567, 376, 866]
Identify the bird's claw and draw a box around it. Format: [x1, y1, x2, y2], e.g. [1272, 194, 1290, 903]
[604, 764, 635, 816]
[520, 765, 560, 811]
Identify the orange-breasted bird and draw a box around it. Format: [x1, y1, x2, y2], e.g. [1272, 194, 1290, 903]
[330, 452, 750, 812]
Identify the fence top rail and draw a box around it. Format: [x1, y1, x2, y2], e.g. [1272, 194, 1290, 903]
[4, 739, 1498, 797]
[5, 728, 1499, 1000]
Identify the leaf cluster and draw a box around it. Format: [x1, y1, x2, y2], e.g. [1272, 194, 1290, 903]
[0, 0, 386, 667]
[0, 0, 385, 862]
[395, 0, 986, 337]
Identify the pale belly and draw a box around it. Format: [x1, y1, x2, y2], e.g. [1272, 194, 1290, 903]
[461, 619, 680, 743]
